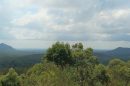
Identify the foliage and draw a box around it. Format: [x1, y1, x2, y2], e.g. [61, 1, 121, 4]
[1, 68, 20, 86]
[0, 42, 130, 86]
[44, 42, 72, 68]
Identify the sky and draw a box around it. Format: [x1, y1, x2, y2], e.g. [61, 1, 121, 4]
[0, 0, 130, 49]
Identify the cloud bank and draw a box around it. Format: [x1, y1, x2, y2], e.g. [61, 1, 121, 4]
[0, 0, 130, 48]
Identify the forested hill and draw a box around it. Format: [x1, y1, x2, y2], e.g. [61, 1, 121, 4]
[0, 43, 44, 70]
[94, 47, 130, 63]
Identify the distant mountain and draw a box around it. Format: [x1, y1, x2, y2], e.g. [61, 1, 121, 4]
[94, 47, 130, 64]
[0, 43, 18, 58]
[0, 43, 44, 70]
[0, 43, 15, 51]
[1, 43, 130, 70]
[108, 47, 130, 55]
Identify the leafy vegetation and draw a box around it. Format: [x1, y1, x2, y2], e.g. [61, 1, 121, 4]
[0, 42, 130, 86]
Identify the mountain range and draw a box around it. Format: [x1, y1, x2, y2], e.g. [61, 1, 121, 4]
[0, 43, 130, 70]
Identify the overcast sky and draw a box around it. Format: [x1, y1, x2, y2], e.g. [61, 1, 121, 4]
[0, 0, 130, 49]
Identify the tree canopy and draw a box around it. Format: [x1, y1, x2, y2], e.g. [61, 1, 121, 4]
[0, 42, 130, 86]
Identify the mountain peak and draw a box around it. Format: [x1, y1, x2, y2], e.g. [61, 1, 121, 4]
[110, 47, 130, 53]
[0, 43, 14, 50]
[116, 47, 124, 49]
[115, 47, 130, 50]
[0, 43, 8, 46]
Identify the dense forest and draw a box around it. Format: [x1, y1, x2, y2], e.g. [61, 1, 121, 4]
[0, 42, 130, 86]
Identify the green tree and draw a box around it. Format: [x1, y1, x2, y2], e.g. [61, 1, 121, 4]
[1, 68, 20, 86]
[94, 64, 110, 86]
[108, 59, 125, 86]
[44, 42, 72, 68]
[71, 43, 98, 86]
[119, 66, 130, 86]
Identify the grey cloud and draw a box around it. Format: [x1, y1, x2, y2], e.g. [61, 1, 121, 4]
[109, 34, 130, 41]
[0, 0, 130, 42]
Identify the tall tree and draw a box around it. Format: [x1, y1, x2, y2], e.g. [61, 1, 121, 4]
[44, 42, 72, 68]
[72, 43, 98, 86]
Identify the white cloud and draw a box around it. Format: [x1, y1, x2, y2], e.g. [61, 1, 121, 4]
[11, 8, 51, 26]
[9, 7, 130, 41]
[9, 28, 43, 39]
[9, 28, 58, 40]
[1, 0, 130, 48]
